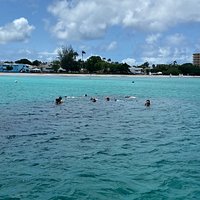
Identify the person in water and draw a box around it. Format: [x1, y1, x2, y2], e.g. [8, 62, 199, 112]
[90, 97, 97, 102]
[106, 97, 110, 101]
[145, 99, 151, 107]
[55, 96, 63, 104]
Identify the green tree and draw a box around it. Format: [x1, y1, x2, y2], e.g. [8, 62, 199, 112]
[140, 62, 149, 68]
[51, 60, 60, 72]
[139, 62, 150, 74]
[173, 60, 177, 66]
[5, 61, 13, 64]
[151, 64, 169, 73]
[109, 63, 131, 74]
[165, 67, 181, 75]
[57, 46, 79, 72]
[32, 60, 42, 66]
[85, 56, 103, 73]
[178, 63, 194, 75]
[183, 64, 200, 75]
[15, 58, 32, 65]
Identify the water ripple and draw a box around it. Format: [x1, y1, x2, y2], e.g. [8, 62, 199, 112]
[0, 76, 200, 199]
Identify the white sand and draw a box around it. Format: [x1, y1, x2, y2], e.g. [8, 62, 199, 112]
[0, 72, 199, 78]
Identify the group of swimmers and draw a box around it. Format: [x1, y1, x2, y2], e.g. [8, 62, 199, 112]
[55, 95, 151, 107]
[90, 96, 111, 102]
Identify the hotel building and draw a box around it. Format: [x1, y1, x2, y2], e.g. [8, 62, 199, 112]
[193, 53, 200, 67]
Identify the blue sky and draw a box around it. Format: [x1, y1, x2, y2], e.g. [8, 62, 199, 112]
[0, 0, 200, 66]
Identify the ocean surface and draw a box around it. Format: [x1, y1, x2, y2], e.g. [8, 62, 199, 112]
[0, 74, 200, 200]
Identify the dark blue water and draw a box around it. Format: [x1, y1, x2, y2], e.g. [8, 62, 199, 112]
[0, 75, 200, 199]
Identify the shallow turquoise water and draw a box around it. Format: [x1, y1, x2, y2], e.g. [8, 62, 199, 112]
[0, 75, 200, 199]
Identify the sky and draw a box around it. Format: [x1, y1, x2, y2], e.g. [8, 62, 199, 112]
[1, 0, 200, 66]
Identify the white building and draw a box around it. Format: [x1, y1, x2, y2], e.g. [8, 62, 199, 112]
[129, 67, 143, 74]
[0, 63, 30, 73]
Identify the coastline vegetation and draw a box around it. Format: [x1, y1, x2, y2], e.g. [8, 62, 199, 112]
[3, 45, 200, 76]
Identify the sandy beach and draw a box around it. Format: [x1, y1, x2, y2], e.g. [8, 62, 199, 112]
[0, 72, 199, 78]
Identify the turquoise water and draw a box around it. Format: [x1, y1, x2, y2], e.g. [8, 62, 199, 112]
[0, 75, 200, 200]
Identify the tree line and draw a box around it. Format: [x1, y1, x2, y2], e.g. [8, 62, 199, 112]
[5, 59, 42, 66]
[51, 46, 131, 74]
[51, 46, 200, 75]
[149, 63, 200, 76]
[4, 45, 200, 75]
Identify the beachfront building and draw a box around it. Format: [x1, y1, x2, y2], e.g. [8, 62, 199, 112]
[36, 63, 54, 73]
[30, 68, 42, 73]
[193, 53, 200, 67]
[129, 67, 143, 74]
[0, 63, 30, 72]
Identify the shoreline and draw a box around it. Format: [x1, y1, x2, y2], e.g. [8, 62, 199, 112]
[0, 72, 199, 78]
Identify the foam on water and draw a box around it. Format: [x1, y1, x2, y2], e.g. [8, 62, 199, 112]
[0, 75, 200, 199]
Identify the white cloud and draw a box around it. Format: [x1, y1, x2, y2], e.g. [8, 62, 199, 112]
[4, 49, 58, 62]
[146, 33, 161, 44]
[38, 48, 58, 61]
[48, 0, 200, 40]
[142, 46, 193, 64]
[142, 31, 193, 64]
[105, 41, 117, 51]
[166, 33, 186, 46]
[0, 18, 35, 44]
[142, 46, 172, 64]
[122, 58, 136, 66]
[99, 41, 117, 51]
[18, 49, 32, 55]
[158, 47, 171, 58]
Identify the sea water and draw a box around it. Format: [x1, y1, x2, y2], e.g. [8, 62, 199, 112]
[0, 75, 200, 200]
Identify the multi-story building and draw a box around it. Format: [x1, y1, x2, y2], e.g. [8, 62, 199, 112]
[193, 53, 200, 67]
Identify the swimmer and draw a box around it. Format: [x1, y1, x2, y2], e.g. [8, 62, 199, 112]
[145, 99, 151, 107]
[90, 97, 97, 102]
[55, 96, 63, 104]
[106, 97, 110, 101]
